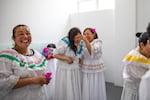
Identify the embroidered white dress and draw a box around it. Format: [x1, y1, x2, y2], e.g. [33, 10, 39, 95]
[81, 39, 107, 100]
[46, 58, 57, 100]
[139, 70, 150, 100]
[0, 49, 48, 100]
[53, 37, 82, 100]
[121, 48, 150, 100]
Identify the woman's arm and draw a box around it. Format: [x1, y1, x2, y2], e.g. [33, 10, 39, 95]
[54, 54, 73, 64]
[82, 35, 91, 55]
[13, 76, 50, 89]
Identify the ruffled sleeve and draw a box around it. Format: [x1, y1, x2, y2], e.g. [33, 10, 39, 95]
[122, 50, 150, 79]
[53, 37, 69, 55]
[0, 58, 19, 99]
[90, 39, 102, 58]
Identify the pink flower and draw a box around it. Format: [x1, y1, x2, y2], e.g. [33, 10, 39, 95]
[92, 28, 96, 33]
[43, 48, 49, 53]
[44, 72, 52, 80]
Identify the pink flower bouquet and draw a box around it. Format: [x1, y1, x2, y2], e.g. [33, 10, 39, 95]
[44, 72, 52, 80]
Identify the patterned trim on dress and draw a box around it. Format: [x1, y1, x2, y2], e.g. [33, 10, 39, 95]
[76, 40, 83, 55]
[82, 63, 104, 70]
[27, 58, 47, 69]
[61, 37, 70, 46]
[124, 54, 150, 64]
[61, 37, 83, 55]
[0, 54, 27, 67]
[0, 50, 47, 69]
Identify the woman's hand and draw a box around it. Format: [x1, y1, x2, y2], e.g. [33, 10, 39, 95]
[65, 56, 73, 64]
[13, 76, 51, 89]
[32, 76, 50, 85]
[81, 35, 92, 55]
[82, 35, 88, 42]
[54, 54, 73, 64]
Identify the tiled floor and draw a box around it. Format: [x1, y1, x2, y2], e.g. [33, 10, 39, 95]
[106, 82, 123, 100]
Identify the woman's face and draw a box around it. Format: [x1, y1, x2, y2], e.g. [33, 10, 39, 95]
[83, 29, 95, 42]
[12, 26, 32, 49]
[140, 40, 150, 58]
[74, 33, 82, 46]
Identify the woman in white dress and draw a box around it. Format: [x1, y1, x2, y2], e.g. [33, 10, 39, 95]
[121, 32, 150, 100]
[139, 23, 150, 100]
[53, 27, 83, 100]
[139, 70, 150, 100]
[81, 28, 107, 100]
[0, 24, 50, 100]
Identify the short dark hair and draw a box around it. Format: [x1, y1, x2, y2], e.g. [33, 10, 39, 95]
[136, 32, 150, 45]
[12, 24, 28, 38]
[47, 43, 56, 48]
[83, 27, 98, 39]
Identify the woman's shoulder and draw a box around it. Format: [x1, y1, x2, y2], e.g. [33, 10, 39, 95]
[89, 39, 102, 47]
[0, 48, 18, 56]
[0, 49, 19, 62]
[123, 48, 150, 65]
[125, 48, 144, 58]
[91, 39, 102, 44]
[56, 37, 70, 48]
[60, 37, 70, 46]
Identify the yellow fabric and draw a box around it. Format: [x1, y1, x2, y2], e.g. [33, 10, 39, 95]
[124, 54, 150, 64]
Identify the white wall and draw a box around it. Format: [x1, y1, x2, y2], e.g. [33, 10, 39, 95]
[114, 0, 136, 86]
[0, 0, 77, 50]
[137, 0, 150, 32]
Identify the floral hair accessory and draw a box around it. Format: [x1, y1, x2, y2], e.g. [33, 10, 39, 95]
[92, 28, 96, 33]
[44, 72, 52, 80]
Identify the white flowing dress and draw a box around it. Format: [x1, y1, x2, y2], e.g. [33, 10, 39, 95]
[46, 58, 57, 100]
[139, 70, 150, 100]
[53, 37, 83, 100]
[81, 39, 107, 100]
[0, 49, 48, 100]
[121, 48, 150, 100]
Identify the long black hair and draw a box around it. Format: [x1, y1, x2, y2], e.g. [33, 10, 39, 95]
[68, 27, 81, 55]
